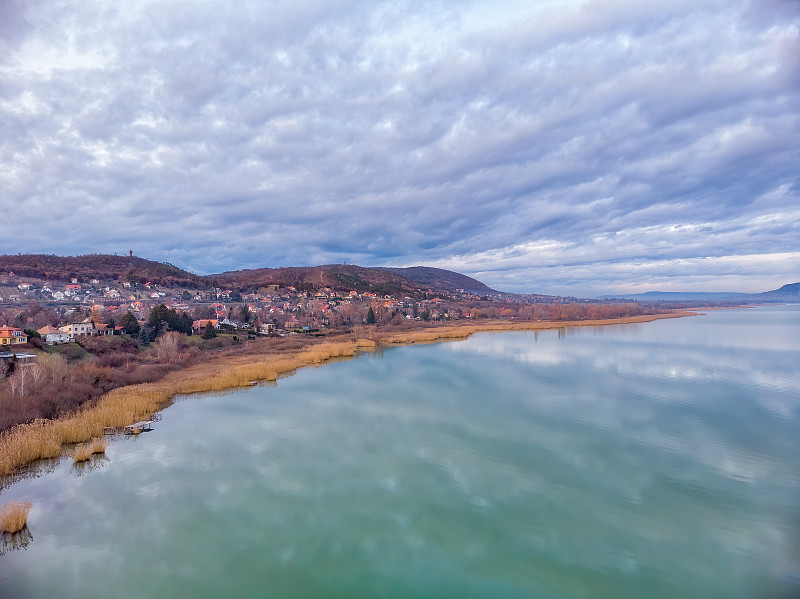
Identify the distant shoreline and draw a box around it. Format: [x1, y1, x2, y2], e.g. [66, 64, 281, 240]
[0, 310, 695, 479]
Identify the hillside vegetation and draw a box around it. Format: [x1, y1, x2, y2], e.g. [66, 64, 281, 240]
[383, 266, 496, 294]
[193, 264, 435, 295]
[0, 254, 205, 288]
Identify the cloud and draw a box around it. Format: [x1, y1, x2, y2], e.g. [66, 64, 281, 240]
[1, 0, 798, 295]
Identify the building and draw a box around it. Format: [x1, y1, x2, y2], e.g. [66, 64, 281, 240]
[191, 319, 219, 333]
[0, 327, 28, 346]
[94, 323, 114, 337]
[59, 320, 97, 339]
[37, 325, 71, 345]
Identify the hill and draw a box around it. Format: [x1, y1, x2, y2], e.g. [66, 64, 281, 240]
[746, 282, 800, 302]
[0, 254, 205, 288]
[1, 254, 499, 296]
[382, 266, 497, 295]
[210, 264, 434, 295]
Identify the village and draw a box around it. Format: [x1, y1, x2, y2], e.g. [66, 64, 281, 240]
[0, 272, 490, 351]
[0, 263, 661, 358]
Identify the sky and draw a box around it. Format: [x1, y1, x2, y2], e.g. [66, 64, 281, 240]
[1, 0, 798, 297]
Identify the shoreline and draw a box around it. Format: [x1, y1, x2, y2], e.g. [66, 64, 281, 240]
[0, 311, 694, 480]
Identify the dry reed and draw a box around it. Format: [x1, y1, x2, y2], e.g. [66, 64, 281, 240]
[0, 501, 32, 533]
[72, 437, 108, 462]
[0, 312, 693, 476]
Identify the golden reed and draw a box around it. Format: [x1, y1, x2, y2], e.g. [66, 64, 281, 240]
[0, 500, 32, 533]
[72, 437, 108, 462]
[0, 313, 691, 476]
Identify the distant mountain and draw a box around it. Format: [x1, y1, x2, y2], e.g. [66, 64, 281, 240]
[0, 254, 205, 287]
[597, 291, 746, 301]
[382, 266, 497, 295]
[599, 282, 800, 303]
[746, 282, 800, 302]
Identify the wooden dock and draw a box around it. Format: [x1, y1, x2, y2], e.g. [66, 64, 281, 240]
[123, 420, 154, 434]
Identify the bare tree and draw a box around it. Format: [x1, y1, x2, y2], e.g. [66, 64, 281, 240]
[155, 331, 184, 363]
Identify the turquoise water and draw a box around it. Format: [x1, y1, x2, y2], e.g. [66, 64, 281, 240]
[1, 305, 798, 598]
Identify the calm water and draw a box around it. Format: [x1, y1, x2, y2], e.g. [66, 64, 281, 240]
[1, 305, 798, 598]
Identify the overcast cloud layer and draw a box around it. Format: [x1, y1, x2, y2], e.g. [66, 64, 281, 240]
[1, 0, 798, 296]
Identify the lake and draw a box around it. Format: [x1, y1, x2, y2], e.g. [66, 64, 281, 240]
[1, 305, 798, 598]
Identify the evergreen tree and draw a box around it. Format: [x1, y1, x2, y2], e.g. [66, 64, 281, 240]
[202, 322, 216, 339]
[120, 312, 140, 336]
[366, 306, 375, 325]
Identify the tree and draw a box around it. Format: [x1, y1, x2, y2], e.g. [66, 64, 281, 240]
[366, 306, 375, 325]
[147, 304, 172, 330]
[239, 305, 250, 323]
[202, 322, 216, 339]
[119, 312, 140, 336]
[155, 331, 183, 363]
[147, 303, 192, 336]
[138, 324, 156, 346]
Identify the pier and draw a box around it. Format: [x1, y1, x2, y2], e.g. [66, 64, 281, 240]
[123, 421, 154, 434]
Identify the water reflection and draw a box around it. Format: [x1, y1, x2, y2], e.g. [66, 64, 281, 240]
[0, 527, 33, 556]
[71, 454, 110, 477]
[0, 458, 61, 493]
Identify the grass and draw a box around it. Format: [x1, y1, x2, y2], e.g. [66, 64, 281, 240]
[0, 312, 694, 476]
[0, 501, 32, 533]
[72, 437, 108, 462]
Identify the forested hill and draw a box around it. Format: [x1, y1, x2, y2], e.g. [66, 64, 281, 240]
[0, 254, 205, 287]
[1, 254, 500, 296]
[382, 266, 497, 295]
[210, 264, 433, 295]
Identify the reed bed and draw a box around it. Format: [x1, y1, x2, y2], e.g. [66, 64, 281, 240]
[72, 438, 108, 462]
[0, 313, 692, 476]
[0, 500, 32, 533]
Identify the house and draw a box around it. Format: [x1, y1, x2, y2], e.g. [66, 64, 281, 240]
[90, 279, 100, 285]
[67, 284, 82, 291]
[0, 327, 28, 346]
[191, 319, 219, 333]
[17, 283, 32, 290]
[59, 320, 97, 339]
[94, 323, 114, 337]
[37, 325, 71, 345]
